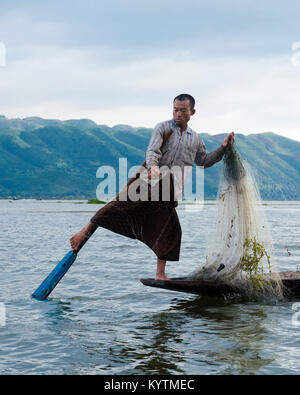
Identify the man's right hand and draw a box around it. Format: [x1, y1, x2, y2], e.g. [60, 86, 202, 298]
[222, 132, 235, 148]
[147, 166, 160, 179]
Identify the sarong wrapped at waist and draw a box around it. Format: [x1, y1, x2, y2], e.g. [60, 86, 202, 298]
[90, 167, 182, 261]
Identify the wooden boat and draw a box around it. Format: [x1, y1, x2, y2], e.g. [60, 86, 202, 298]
[140, 271, 300, 299]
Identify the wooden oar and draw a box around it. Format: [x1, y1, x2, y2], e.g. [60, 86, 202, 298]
[32, 225, 97, 300]
[32, 250, 78, 300]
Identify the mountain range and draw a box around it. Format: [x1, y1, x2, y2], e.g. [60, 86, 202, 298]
[0, 115, 299, 200]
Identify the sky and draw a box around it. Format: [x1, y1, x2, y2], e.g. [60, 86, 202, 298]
[0, 0, 300, 140]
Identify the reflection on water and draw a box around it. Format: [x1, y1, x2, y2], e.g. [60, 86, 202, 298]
[170, 297, 274, 375]
[0, 199, 300, 374]
[133, 312, 187, 374]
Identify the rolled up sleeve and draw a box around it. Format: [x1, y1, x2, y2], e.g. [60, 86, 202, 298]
[195, 137, 226, 168]
[145, 123, 164, 168]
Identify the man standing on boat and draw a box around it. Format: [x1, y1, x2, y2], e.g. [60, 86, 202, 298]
[70, 94, 234, 280]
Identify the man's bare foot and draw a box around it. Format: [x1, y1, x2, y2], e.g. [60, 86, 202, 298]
[70, 221, 98, 252]
[155, 275, 170, 281]
[155, 259, 170, 281]
[70, 231, 86, 252]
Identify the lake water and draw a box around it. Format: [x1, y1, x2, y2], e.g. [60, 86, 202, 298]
[0, 199, 300, 375]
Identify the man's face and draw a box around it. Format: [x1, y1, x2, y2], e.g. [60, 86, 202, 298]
[173, 99, 195, 128]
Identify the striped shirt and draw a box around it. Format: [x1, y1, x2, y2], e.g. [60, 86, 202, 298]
[145, 119, 226, 170]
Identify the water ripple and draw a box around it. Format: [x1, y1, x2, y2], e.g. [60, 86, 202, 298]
[1, 199, 300, 374]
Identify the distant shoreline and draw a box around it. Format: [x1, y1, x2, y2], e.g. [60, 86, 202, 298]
[1, 197, 300, 202]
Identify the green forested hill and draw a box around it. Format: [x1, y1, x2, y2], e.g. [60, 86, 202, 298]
[0, 115, 299, 199]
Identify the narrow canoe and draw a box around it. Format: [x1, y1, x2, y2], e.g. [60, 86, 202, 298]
[140, 271, 300, 299]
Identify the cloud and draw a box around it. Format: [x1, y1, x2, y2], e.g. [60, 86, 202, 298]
[0, 1, 299, 140]
[1, 41, 299, 140]
[1, 0, 300, 59]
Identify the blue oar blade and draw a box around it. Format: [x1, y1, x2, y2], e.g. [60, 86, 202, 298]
[32, 250, 77, 300]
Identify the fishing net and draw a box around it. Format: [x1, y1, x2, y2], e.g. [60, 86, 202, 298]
[189, 143, 284, 300]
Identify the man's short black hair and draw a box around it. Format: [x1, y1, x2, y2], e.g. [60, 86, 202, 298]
[173, 94, 195, 110]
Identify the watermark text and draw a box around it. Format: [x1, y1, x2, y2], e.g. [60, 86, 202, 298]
[0, 42, 6, 67]
[292, 302, 300, 327]
[95, 158, 204, 211]
[291, 42, 300, 67]
[0, 303, 6, 327]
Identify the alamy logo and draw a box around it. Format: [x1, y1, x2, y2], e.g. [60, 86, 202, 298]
[0, 42, 6, 67]
[0, 303, 6, 327]
[291, 42, 300, 67]
[291, 302, 300, 327]
[95, 158, 204, 211]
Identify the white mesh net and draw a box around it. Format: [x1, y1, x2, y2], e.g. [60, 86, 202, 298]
[188, 144, 283, 300]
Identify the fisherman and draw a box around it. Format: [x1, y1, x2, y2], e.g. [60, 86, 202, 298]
[70, 94, 234, 280]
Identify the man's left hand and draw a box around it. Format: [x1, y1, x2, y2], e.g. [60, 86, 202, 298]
[222, 132, 235, 148]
